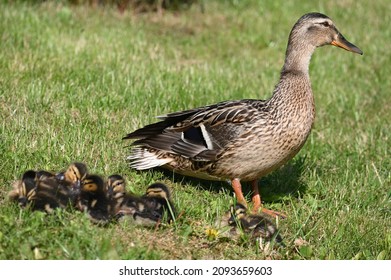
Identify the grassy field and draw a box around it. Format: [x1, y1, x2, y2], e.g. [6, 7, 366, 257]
[0, 0, 390, 260]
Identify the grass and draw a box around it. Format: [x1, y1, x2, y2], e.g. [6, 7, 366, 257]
[0, 0, 390, 260]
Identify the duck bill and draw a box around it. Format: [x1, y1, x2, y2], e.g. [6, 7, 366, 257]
[331, 33, 363, 55]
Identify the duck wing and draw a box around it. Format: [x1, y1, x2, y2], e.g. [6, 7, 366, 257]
[124, 99, 268, 161]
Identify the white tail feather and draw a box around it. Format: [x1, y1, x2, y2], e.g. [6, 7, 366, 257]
[127, 148, 172, 170]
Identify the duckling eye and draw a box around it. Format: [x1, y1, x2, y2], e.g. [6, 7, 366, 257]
[236, 209, 246, 217]
[73, 169, 80, 180]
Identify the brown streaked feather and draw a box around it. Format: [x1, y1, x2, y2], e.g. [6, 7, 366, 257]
[126, 99, 269, 162]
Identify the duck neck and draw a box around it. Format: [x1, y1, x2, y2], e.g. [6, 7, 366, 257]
[268, 42, 315, 118]
[281, 39, 316, 74]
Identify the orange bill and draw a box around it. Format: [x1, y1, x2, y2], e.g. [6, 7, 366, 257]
[331, 33, 363, 55]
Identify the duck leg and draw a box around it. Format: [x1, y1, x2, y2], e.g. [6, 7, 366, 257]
[231, 178, 248, 208]
[251, 180, 261, 211]
[251, 180, 287, 219]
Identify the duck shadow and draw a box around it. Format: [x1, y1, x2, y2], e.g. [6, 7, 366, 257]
[140, 155, 308, 204]
[257, 155, 308, 203]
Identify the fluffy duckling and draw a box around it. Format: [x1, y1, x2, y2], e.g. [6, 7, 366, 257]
[56, 162, 88, 190]
[140, 182, 176, 223]
[106, 174, 140, 215]
[106, 174, 130, 211]
[77, 174, 112, 224]
[9, 170, 77, 213]
[228, 203, 283, 245]
[106, 174, 127, 200]
[8, 170, 38, 207]
[110, 177, 163, 227]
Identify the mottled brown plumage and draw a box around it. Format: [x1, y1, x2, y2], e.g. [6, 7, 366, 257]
[228, 203, 283, 245]
[9, 170, 78, 213]
[77, 174, 113, 224]
[123, 13, 362, 216]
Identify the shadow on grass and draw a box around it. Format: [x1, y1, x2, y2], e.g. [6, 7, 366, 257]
[133, 155, 308, 204]
[258, 156, 308, 203]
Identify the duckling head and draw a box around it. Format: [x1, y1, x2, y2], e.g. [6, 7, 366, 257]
[145, 182, 171, 200]
[56, 162, 88, 187]
[81, 174, 105, 194]
[106, 174, 126, 199]
[18, 171, 38, 207]
[228, 203, 247, 226]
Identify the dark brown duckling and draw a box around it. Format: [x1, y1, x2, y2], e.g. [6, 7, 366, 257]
[8, 170, 38, 207]
[110, 176, 163, 227]
[56, 162, 88, 190]
[228, 203, 283, 245]
[77, 174, 112, 224]
[140, 182, 176, 223]
[9, 170, 77, 213]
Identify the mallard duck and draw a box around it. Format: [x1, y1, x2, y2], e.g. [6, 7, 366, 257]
[228, 203, 283, 245]
[105, 174, 140, 215]
[123, 13, 362, 216]
[77, 174, 112, 224]
[56, 162, 88, 189]
[9, 170, 76, 212]
[140, 182, 176, 223]
[8, 170, 38, 207]
[112, 179, 168, 227]
[106, 174, 127, 199]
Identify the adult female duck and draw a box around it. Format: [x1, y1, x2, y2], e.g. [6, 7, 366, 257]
[123, 13, 362, 217]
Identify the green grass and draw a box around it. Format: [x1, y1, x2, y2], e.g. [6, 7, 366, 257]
[0, 0, 390, 260]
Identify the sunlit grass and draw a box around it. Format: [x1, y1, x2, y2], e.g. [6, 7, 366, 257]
[0, 0, 390, 259]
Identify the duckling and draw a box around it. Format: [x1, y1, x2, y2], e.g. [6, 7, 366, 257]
[140, 182, 176, 223]
[228, 203, 283, 245]
[8, 170, 38, 207]
[105, 174, 139, 213]
[212, 207, 242, 240]
[77, 174, 112, 224]
[105, 174, 133, 216]
[110, 178, 163, 227]
[56, 162, 88, 190]
[9, 170, 77, 213]
[106, 174, 126, 197]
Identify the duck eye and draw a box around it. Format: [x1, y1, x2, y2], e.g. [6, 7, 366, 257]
[321, 21, 330, 27]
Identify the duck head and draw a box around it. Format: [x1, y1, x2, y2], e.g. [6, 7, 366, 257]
[145, 183, 171, 200]
[228, 203, 247, 226]
[106, 174, 126, 199]
[289, 12, 362, 54]
[56, 162, 88, 188]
